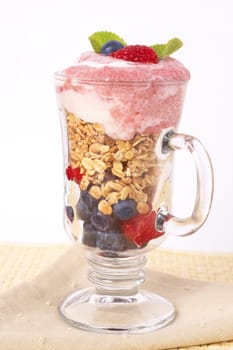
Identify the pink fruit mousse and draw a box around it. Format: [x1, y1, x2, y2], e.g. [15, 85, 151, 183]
[55, 51, 190, 140]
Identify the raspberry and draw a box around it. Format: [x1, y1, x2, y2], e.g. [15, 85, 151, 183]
[73, 167, 83, 183]
[111, 45, 159, 64]
[121, 210, 164, 247]
[66, 165, 74, 180]
[65, 165, 83, 184]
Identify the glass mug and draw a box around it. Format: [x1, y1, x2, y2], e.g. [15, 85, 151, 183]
[54, 75, 213, 334]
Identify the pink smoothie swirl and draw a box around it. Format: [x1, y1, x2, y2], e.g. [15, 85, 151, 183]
[55, 52, 190, 140]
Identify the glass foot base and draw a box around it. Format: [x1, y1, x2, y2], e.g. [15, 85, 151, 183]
[59, 287, 175, 334]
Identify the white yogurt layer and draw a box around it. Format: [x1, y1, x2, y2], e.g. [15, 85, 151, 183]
[57, 87, 137, 140]
[59, 88, 114, 124]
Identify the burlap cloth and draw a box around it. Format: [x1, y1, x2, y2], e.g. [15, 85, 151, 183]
[0, 243, 233, 350]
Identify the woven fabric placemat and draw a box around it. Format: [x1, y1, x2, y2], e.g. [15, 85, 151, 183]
[0, 242, 232, 350]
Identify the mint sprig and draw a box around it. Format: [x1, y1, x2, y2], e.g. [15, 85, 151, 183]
[151, 38, 183, 59]
[89, 31, 127, 53]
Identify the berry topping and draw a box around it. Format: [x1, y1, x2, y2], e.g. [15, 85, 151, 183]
[101, 40, 124, 55]
[65, 206, 74, 222]
[113, 199, 137, 221]
[89, 31, 183, 61]
[65, 165, 83, 184]
[111, 45, 159, 64]
[121, 211, 164, 247]
[96, 232, 126, 251]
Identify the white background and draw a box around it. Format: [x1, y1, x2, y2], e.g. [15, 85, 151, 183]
[0, 0, 232, 251]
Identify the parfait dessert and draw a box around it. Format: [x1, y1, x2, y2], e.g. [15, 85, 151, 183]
[55, 31, 190, 253]
[55, 31, 213, 334]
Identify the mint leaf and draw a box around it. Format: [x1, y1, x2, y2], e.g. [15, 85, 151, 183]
[89, 31, 127, 53]
[151, 38, 183, 59]
[163, 38, 183, 56]
[150, 44, 166, 59]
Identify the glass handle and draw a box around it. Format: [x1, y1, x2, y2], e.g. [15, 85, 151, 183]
[158, 131, 214, 237]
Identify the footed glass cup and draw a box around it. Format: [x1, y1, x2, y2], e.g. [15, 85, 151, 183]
[54, 75, 213, 334]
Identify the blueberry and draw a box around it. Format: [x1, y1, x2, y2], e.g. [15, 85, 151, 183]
[103, 169, 118, 182]
[91, 208, 117, 232]
[80, 189, 98, 209]
[100, 40, 124, 55]
[65, 206, 74, 222]
[76, 197, 92, 221]
[82, 222, 97, 247]
[96, 232, 126, 251]
[113, 199, 137, 221]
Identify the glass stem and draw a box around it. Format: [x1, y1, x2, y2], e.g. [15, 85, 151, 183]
[87, 253, 147, 296]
